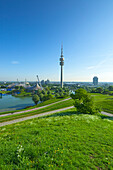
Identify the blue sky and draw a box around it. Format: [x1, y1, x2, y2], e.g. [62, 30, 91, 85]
[1, 0, 113, 82]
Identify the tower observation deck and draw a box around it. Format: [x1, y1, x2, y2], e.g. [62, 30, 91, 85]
[59, 45, 64, 88]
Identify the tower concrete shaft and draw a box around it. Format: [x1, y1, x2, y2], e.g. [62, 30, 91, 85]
[60, 45, 64, 88]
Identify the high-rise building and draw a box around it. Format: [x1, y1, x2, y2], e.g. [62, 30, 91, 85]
[59, 45, 64, 88]
[93, 76, 98, 85]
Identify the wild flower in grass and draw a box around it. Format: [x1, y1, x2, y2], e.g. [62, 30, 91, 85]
[1, 128, 6, 131]
[16, 145, 24, 162]
[74, 114, 100, 122]
[17, 145, 24, 153]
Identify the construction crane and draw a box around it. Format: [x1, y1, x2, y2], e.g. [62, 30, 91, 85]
[36, 75, 43, 90]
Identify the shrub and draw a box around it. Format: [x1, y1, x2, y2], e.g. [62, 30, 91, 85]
[32, 95, 40, 105]
[71, 88, 100, 115]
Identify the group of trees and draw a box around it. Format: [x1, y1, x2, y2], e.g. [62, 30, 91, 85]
[54, 87, 69, 98]
[11, 86, 25, 95]
[32, 87, 69, 105]
[91, 86, 113, 95]
[32, 89, 54, 104]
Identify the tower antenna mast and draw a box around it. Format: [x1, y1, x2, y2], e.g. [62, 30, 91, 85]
[59, 45, 64, 88]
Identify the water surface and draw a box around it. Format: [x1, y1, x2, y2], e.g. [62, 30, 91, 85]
[0, 95, 34, 112]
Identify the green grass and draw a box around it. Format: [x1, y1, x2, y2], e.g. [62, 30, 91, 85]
[0, 99, 73, 123]
[15, 92, 32, 97]
[0, 91, 10, 94]
[91, 93, 113, 114]
[0, 97, 69, 115]
[0, 108, 113, 169]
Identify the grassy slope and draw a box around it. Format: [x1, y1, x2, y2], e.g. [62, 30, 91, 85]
[0, 108, 113, 169]
[91, 93, 113, 113]
[0, 99, 73, 123]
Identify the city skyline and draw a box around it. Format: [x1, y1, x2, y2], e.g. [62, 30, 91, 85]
[1, 0, 113, 82]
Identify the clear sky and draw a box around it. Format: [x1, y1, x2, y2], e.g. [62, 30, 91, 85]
[0, 0, 113, 82]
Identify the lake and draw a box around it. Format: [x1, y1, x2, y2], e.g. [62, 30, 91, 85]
[0, 94, 34, 112]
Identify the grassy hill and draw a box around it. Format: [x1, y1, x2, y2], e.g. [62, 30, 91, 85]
[91, 93, 113, 113]
[0, 108, 113, 169]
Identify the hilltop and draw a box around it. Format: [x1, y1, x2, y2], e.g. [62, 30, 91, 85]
[0, 108, 113, 169]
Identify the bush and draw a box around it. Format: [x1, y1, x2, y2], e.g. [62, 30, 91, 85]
[32, 95, 40, 105]
[71, 88, 100, 115]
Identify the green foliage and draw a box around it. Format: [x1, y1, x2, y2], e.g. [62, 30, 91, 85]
[45, 86, 49, 91]
[72, 88, 100, 114]
[39, 93, 44, 102]
[37, 89, 41, 96]
[41, 90, 46, 95]
[103, 89, 109, 94]
[96, 87, 103, 93]
[47, 90, 51, 95]
[42, 94, 54, 101]
[32, 95, 40, 105]
[108, 86, 113, 91]
[15, 86, 20, 90]
[55, 93, 60, 98]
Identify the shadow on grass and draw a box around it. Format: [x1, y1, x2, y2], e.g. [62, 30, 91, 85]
[39, 110, 78, 119]
[100, 116, 113, 121]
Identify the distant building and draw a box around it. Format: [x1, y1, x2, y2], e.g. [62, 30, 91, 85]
[93, 76, 98, 85]
[45, 79, 50, 85]
[26, 83, 42, 92]
[41, 80, 45, 85]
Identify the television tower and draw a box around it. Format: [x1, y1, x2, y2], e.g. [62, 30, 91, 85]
[59, 45, 64, 88]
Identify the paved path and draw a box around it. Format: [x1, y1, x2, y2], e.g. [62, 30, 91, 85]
[0, 98, 71, 118]
[101, 111, 113, 117]
[0, 106, 74, 127]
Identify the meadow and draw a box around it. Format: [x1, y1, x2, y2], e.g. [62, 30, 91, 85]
[91, 93, 113, 113]
[0, 108, 113, 169]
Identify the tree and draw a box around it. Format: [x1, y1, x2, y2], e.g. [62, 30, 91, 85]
[59, 92, 64, 98]
[47, 90, 51, 95]
[15, 86, 20, 90]
[108, 86, 113, 91]
[42, 90, 46, 95]
[45, 86, 49, 91]
[42, 94, 48, 101]
[103, 89, 109, 94]
[71, 88, 100, 115]
[32, 95, 40, 105]
[96, 87, 103, 93]
[37, 89, 41, 96]
[47, 94, 53, 100]
[55, 93, 60, 98]
[63, 92, 69, 97]
[39, 93, 44, 102]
